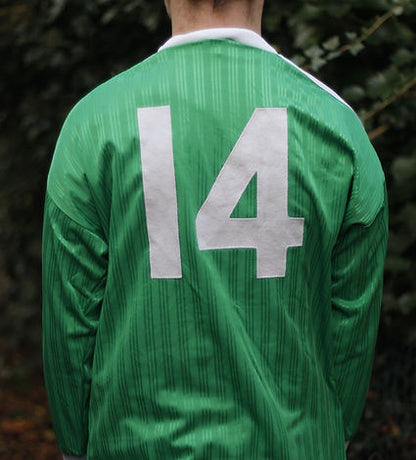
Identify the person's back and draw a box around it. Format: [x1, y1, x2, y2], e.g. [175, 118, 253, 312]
[42, 1, 388, 459]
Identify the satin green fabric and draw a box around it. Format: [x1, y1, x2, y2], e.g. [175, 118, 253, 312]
[43, 38, 387, 459]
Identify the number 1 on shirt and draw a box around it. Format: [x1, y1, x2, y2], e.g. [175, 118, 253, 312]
[137, 106, 304, 279]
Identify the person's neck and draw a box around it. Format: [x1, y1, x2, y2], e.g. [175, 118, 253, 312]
[169, 1, 262, 36]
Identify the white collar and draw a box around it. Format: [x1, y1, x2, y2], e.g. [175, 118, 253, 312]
[158, 28, 278, 55]
[157, 27, 349, 108]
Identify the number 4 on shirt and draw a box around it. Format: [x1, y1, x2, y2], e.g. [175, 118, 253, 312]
[137, 106, 304, 280]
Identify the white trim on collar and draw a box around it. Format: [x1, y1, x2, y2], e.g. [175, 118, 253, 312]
[158, 27, 349, 108]
[158, 28, 277, 55]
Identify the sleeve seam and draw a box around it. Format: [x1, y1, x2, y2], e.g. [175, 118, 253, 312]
[46, 191, 103, 236]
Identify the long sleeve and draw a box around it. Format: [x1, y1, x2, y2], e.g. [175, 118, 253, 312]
[42, 194, 108, 456]
[330, 186, 388, 440]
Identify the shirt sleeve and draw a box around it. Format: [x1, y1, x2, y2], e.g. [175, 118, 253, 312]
[42, 193, 108, 456]
[330, 124, 388, 439]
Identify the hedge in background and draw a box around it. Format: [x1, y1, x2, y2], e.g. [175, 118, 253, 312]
[1, 0, 415, 457]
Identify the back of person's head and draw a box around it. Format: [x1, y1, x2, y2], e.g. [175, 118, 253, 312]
[166, 0, 264, 34]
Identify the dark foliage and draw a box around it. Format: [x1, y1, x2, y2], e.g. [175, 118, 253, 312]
[1, 0, 415, 458]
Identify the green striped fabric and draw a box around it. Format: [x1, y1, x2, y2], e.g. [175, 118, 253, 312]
[43, 38, 388, 459]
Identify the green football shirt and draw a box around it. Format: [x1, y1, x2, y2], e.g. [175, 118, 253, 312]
[43, 28, 388, 460]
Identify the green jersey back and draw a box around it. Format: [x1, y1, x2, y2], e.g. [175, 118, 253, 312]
[43, 37, 387, 460]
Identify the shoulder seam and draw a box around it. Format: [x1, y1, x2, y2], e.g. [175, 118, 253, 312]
[278, 54, 352, 110]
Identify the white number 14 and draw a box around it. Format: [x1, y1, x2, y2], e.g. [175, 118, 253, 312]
[137, 106, 304, 279]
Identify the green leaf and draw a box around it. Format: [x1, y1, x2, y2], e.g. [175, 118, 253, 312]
[342, 85, 366, 103]
[310, 57, 327, 71]
[392, 156, 416, 183]
[305, 45, 324, 58]
[345, 31, 357, 41]
[291, 54, 306, 67]
[349, 42, 365, 56]
[326, 51, 341, 60]
[391, 48, 415, 66]
[323, 35, 340, 51]
[392, 6, 404, 16]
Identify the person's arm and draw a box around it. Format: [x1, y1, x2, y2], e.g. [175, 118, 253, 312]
[330, 170, 388, 441]
[43, 193, 108, 457]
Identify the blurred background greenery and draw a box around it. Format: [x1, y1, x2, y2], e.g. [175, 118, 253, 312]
[0, 0, 415, 458]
